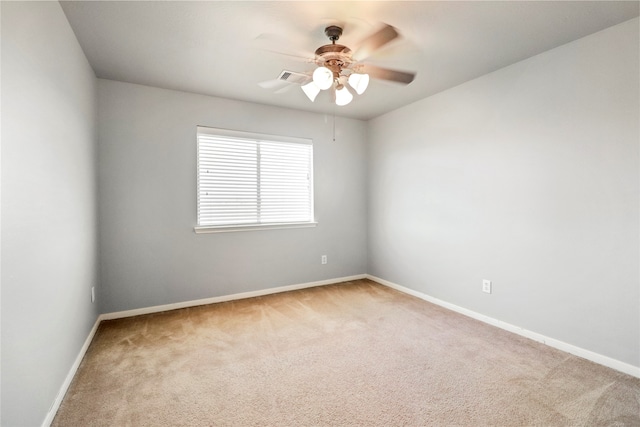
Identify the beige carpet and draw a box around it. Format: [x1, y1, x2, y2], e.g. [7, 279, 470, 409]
[53, 279, 640, 426]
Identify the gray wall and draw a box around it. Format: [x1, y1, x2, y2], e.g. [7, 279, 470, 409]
[97, 80, 368, 313]
[368, 18, 639, 368]
[1, 2, 99, 426]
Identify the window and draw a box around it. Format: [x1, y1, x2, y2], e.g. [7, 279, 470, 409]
[195, 126, 315, 233]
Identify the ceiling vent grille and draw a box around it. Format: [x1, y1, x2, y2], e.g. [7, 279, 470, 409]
[277, 70, 311, 85]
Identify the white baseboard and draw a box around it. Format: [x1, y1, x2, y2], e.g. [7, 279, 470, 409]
[44, 272, 637, 427]
[367, 274, 640, 379]
[100, 274, 367, 321]
[42, 316, 102, 427]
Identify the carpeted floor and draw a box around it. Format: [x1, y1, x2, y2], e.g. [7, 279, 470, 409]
[53, 279, 640, 426]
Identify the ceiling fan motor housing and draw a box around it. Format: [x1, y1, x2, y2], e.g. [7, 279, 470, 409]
[315, 27, 354, 77]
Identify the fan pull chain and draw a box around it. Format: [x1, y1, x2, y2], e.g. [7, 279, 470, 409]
[333, 110, 336, 142]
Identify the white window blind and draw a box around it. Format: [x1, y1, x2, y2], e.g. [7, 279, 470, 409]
[197, 127, 314, 230]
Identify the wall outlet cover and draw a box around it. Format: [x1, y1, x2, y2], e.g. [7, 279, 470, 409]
[482, 280, 491, 294]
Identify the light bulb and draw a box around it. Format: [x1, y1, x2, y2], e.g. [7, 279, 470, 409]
[335, 85, 353, 106]
[301, 82, 320, 102]
[348, 73, 370, 95]
[312, 66, 333, 90]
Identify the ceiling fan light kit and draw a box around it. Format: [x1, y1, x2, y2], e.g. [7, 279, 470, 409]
[348, 73, 370, 95]
[335, 84, 354, 106]
[262, 24, 416, 107]
[304, 68, 366, 105]
[312, 66, 334, 90]
[301, 81, 321, 102]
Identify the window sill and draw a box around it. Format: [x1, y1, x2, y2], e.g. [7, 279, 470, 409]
[194, 222, 318, 234]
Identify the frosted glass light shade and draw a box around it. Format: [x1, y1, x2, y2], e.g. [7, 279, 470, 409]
[348, 73, 370, 95]
[312, 67, 334, 90]
[335, 86, 353, 106]
[301, 82, 320, 102]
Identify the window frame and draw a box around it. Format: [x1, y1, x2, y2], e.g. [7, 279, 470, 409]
[194, 126, 317, 234]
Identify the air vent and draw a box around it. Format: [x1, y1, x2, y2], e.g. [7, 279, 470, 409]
[277, 70, 312, 85]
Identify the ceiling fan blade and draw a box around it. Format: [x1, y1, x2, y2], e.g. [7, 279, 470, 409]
[252, 33, 315, 63]
[259, 48, 315, 63]
[274, 85, 295, 95]
[360, 64, 416, 85]
[258, 79, 291, 90]
[259, 69, 311, 94]
[363, 40, 421, 61]
[258, 79, 295, 94]
[352, 24, 400, 61]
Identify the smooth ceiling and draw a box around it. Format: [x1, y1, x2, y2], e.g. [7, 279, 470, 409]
[60, 1, 639, 120]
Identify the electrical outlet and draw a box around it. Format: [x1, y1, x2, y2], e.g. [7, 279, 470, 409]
[482, 280, 492, 294]
[91, 287, 95, 303]
[321, 255, 327, 265]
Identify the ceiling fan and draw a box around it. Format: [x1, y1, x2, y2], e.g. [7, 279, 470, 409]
[259, 24, 416, 106]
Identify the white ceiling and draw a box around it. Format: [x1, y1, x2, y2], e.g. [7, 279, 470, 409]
[60, 1, 639, 121]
